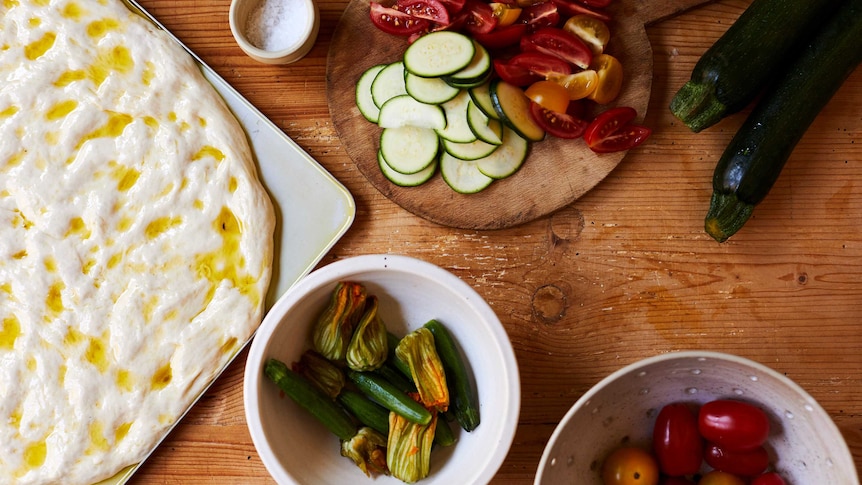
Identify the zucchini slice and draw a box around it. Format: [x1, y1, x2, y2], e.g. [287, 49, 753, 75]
[443, 41, 492, 88]
[377, 94, 446, 130]
[466, 100, 502, 145]
[379, 126, 439, 175]
[435, 90, 476, 143]
[356, 64, 386, 123]
[490, 79, 545, 142]
[468, 81, 500, 121]
[405, 72, 460, 105]
[404, 31, 476, 78]
[440, 152, 494, 194]
[370, 61, 407, 109]
[442, 137, 498, 161]
[378, 150, 437, 187]
[476, 126, 529, 179]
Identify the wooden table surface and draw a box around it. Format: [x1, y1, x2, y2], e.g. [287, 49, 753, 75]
[129, 0, 862, 483]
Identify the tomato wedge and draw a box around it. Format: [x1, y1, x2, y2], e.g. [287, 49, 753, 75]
[577, 0, 612, 7]
[529, 101, 587, 139]
[462, 0, 498, 34]
[516, 2, 560, 32]
[583, 106, 651, 153]
[369, 2, 431, 36]
[525, 80, 570, 113]
[493, 58, 543, 86]
[438, 0, 466, 15]
[550, 0, 611, 21]
[397, 0, 452, 25]
[520, 27, 593, 69]
[473, 23, 527, 50]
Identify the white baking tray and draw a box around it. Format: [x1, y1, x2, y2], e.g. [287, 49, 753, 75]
[91, 2, 356, 484]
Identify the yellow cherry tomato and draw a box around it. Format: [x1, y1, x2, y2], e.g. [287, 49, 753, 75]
[698, 471, 747, 485]
[563, 14, 611, 55]
[547, 69, 598, 100]
[490, 3, 522, 27]
[601, 447, 659, 485]
[524, 80, 570, 113]
[588, 53, 623, 105]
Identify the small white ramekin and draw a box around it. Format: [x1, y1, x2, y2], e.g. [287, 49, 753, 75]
[229, 0, 320, 65]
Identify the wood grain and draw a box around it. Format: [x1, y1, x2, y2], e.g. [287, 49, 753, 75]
[128, 0, 862, 483]
[326, 0, 716, 230]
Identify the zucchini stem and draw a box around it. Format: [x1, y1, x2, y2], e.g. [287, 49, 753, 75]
[705, 192, 755, 243]
[669, 81, 727, 133]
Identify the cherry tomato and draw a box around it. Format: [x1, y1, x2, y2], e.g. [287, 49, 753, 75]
[652, 403, 703, 477]
[490, 2, 522, 26]
[369, 2, 431, 36]
[563, 14, 610, 55]
[698, 400, 770, 451]
[697, 471, 746, 485]
[550, 0, 611, 22]
[520, 27, 593, 69]
[602, 447, 659, 485]
[587, 53, 623, 104]
[751, 472, 788, 485]
[525, 80, 570, 113]
[547, 70, 597, 100]
[704, 442, 769, 477]
[438, 0, 466, 15]
[462, 0, 498, 34]
[396, 0, 452, 24]
[516, 2, 560, 32]
[473, 23, 527, 50]
[583, 106, 651, 153]
[659, 478, 695, 485]
[529, 101, 588, 139]
[494, 52, 572, 86]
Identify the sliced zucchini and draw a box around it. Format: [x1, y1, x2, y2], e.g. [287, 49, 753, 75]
[467, 100, 502, 145]
[442, 137, 498, 161]
[371, 61, 407, 109]
[378, 150, 437, 187]
[404, 31, 476, 78]
[468, 81, 499, 121]
[490, 79, 545, 142]
[356, 64, 386, 123]
[405, 72, 460, 105]
[435, 90, 476, 143]
[377, 94, 447, 130]
[379, 126, 439, 175]
[440, 152, 494, 194]
[444, 41, 492, 87]
[476, 126, 529, 179]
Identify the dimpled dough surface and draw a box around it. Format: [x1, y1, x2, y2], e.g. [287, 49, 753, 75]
[0, 0, 275, 483]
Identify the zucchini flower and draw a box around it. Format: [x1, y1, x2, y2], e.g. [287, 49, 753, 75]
[292, 350, 345, 399]
[387, 411, 438, 483]
[341, 426, 389, 477]
[347, 296, 389, 372]
[395, 328, 449, 412]
[312, 281, 367, 362]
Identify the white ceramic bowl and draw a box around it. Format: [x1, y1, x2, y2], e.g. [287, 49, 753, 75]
[244, 254, 520, 485]
[229, 0, 319, 64]
[535, 351, 859, 485]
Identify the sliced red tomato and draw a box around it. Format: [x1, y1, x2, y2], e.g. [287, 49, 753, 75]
[550, 0, 611, 21]
[577, 0, 613, 7]
[652, 403, 703, 477]
[520, 27, 593, 69]
[751, 473, 788, 485]
[369, 2, 431, 36]
[462, 0, 498, 34]
[516, 2, 560, 32]
[438, 0, 466, 15]
[509, 51, 572, 77]
[473, 23, 527, 50]
[493, 58, 542, 86]
[704, 442, 770, 477]
[397, 0, 451, 24]
[583, 106, 651, 153]
[529, 101, 587, 139]
[698, 400, 770, 451]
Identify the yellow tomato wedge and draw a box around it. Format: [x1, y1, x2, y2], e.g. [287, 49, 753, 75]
[524, 80, 570, 113]
[588, 54, 623, 104]
[563, 15, 611, 55]
[490, 3, 522, 27]
[547, 70, 598, 100]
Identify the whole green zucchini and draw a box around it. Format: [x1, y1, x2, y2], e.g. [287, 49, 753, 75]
[705, 0, 862, 242]
[670, 0, 837, 133]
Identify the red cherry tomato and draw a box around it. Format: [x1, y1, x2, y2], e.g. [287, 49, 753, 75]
[698, 400, 770, 451]
[396, 0, 452, 24]
[493, 52, 573, 86]
[528, 101, 588, 139]
[583, 106, 651, 153]
[652, 403, 703, 477]
[751, 472, 788, 485]
[516, 2, 561, 32]
[550, 0, 611, 22]
[520, 27, 593, 69]
[437, 0, 466, 15]
[472, 23, 527, 50]
[461, 0, 498, 35]
[704, 442, 769, 477]
[369, 2, 431, 36]
[698, 471, 746, 485]
[602, 447, 659, 485]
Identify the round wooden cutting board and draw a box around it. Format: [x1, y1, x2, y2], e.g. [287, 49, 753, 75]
[326, 0, 715, 230]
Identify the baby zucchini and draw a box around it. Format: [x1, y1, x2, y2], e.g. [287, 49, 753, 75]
[424, 320, 480, 432]
[348, 370, 432, 426]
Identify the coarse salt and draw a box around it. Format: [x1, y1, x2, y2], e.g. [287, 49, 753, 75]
[245, 0, 310, 52]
